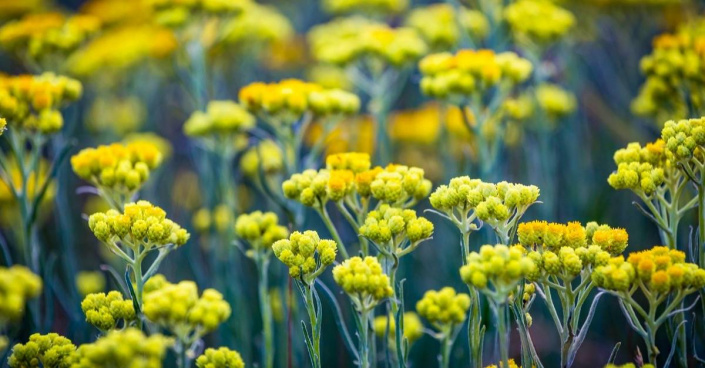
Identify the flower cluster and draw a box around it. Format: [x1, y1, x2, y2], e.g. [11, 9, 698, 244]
[76, 271, 105, 296]
[368, 164, 433, 206]
[221, 2, 293, 47]
[143, 279, 232, 337]
[326, 152, 371, 173]
[148, 0, 249, 27]
[660, 117, 705, 160]
[0, 265, 42, 324]
[373, 312, 423, 343]
[322, 0, 407, 15]
[359, 204, 434, 250]
[192, 204, 232, 234]
[416, 287, 471, 328]
[593, 246, 705, 293]
[196, 347, 246, 368]
[485, 359, 521, 368]
[0, 73, 82, 135]
[71, 328, 172, 368]
[240, 140, 284, 178]
[518, 220, 628, 256]
[460, 244, 537, 301]
[71, 141, 164, 198]
[607, 140, 668, 196]
[81, 291, 136, 331]
[272, 231, 337, 281]
[8, 333, 76, 368]
[234, 211, 289, 250]
[333, 256, 393, 309]
[419, 49, 532, 101]
[88, 201, 190, 254]
[308, 17, 428, 67]
[503, 0, 575, 44]
[405, 4, 489, 51]
[184, 100, 255, 138]
[239, 79, 360, 124]
[282, 169, 350, 207]
[536, 83, 577, 119]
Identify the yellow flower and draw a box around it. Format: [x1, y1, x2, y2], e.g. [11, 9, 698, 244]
[71, 328, 172, 367]
[416, 287, 471, 328]
[607, 140, 669, 196]
[333, 256, 393, 309]
[76, 271, 106, 296]
[272, 231, 337, 282]
[323, 0, 408, 15]
[240, 140, 284, 178]
[196, 347, 245, 368]
[406, 4, 488, 50]
[460, 244, 537, 301]
[81, 291, 136, 331]
[235, 211, 289, 250]
[503, 0, 575, 44]
[373, 312, 423, 343]
[8, 333, 76, 368]
[0, 265, 42, 324]
[536, 83, 576, 118]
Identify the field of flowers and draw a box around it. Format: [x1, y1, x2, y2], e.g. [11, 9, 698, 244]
[0, 0, 704, 367]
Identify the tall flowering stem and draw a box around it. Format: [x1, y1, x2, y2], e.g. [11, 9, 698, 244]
[416, 287, 471, 368]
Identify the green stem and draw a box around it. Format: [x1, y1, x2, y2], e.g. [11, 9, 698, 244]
[304, 284, 321, 368]
[317, 205, 349, 259]
[496, 302, 510, 368]
[359, 308, 371, 368]
[468, 287, 484, 368]
[257, 255, 274, 368]
[440, 330, 454, 368]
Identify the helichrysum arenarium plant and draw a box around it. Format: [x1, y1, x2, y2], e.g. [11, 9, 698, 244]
[71, 327, 172, 367]
[0, 265, 42, 340]
[405, 4, 489, 51]
[416, 287, 471, 368]
[373, 311, 423, 352]
[196, 347, 245, 368]
[81, 290, 136, 332]
[8, 332, 77, 368]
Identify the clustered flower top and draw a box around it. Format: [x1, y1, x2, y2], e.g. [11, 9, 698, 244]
[333, 256, 393, 310]
[503, 0, 575, 44]
[359, 204, 434, 250]
[88, 201, 190, 257]
[183, 100, 255, 137]
[485, 359, 521, 368]
[75, 271, 105, 296]
[416, 287, 471, 328]
[192, 204, 233, 234]
[0, 12, 100, 59]
[71, 141, 164, 197]
[593, 246, 705, 293]
[8, 333, 77, 368]
[322, 0, 408, 15]
[460, 244, 537, 301]
[405, 4, 489, 51]
[419, 49, 532, 101]
[325, 152, 371, 174]
[368, 164, 433, 206]
[221, 2, 293, 47]
[536, 83, 577, 119]
[661, 117, 705, 161]
[272, 230, 337, 282]
[71, 328, 172, 368]
[0, 265, 42, 324]
[308, 17, 428, 67]
[148, 0, 250, 27]
[0, 73, 82, 135]
[518, 220, 628, 255]
[234, 211, 290, 250]
[373, 312, 423, 343]
[196, 347, 246, 368]
[142, 278, 232, 337]
[81, 291, 136, 332]
[240, 140, 284, 178]
[607, 140, 668, 196]
[239, 79, 360, 125]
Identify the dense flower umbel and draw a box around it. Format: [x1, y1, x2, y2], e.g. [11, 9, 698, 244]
[272, 231, 337, 282]
[234, 211, 289, 250]
[503, 0, 575, 44]
[308, 17, 428, 67]
[239, 79, 359, 125]
[661, 117, 705, 160]
[196, 347, 246, 368]
[71, 328, 172, 368]
[8, 333, 76, 368]
[221, 2, 293, 47]
[460, 244, 537, 302]
[485, 359, 522, 368]
[0, 265, 42, 324]
[148, 0, 250, 27]
[81, 291, 136, 331]
[536, 84, 577, 119]
[240, 140, 284, 178]
[607, 140, 669, 196]
[0, 73, 82, 135]
[143, 278, 231, 339]
[518, 220, 628, 256]
[325, 152, 371, 173]
[322, 0, 408, 15]
[416, 287, 471, 329]
[359, 204, 433, 255]
[405, 4, 488, 51]
[333, 256, 393, 309]
[183, 100, 255, 137]
[419, 49, 532, 102]
[373, 312, 423, 343]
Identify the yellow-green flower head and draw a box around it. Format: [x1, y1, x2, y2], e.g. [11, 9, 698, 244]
[419, 49, 532, 102]
[661, 117, 705, 160]
[71, 328, 172, 368]
[184, 100, 255, 137]
[503, 0, 575, 44]
[8, 333, 76, 368]
[143, 279, 231, 337]
[536, 83, 577, 118]
[0, 265, 42, 324]
[373, 312, 423, 344]
[81, 291, 136, 331]
[283, 167, 366, 206]
[221, 2, 293, 47]
[0, 335, 7, 353]
[460, 244, 537, 300]
[416, 287, 471, 328]
[326, 152, 371, 174]
[607, 140, 668, 196]
[369, 164, 433, 205]
[76, 271, 106, 296]
[235, 211, 289, 250]
[196, 347, 245, 368]
[0, 73, 82, 135]
[485, 359, 522, 368]
[148, 0, 250, 27]
[406, 4, 489, 50]
[323, 0, 408, 15]
[359, 204, 433, 248]
[604, 364, 655, 368]
[333, 256, 393, 309]
[240, 140, 284, 178]
[308, 17, 428, 67]
[71, 141, 163, 196]
[88, 200, 190, 252]
[272, 231, 337, 282]
[0, 117, 6, 135]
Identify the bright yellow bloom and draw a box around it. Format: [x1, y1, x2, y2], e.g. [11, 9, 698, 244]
[272, 231, 337, 282]
[323, 0, 407, 15]
[536, 83, 577, 118]
[221, 2, 292, 47]
[0, 265, 42, 325]
[359, 204, 434, 251]
[460, 244, 537, 301]
[485, 359, 521, 368]
[416, 287, 471, 328]
[333, 256, 393, 309]
[607, 140, 669, 196]
[8, 333, 76, 368]
[196, 347, 245, 368]
[503, 0, 575, 44]
[71, 328, 172, 368]
[81, 291, 136, 331]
